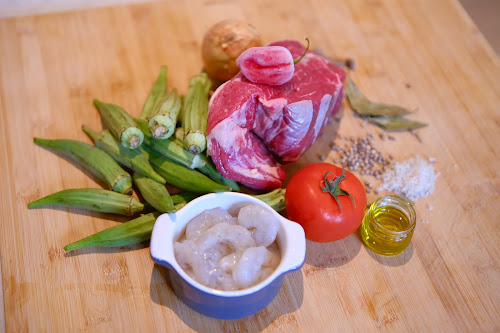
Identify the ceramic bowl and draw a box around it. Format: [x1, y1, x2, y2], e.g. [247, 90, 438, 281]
[150, 191, 306, 320]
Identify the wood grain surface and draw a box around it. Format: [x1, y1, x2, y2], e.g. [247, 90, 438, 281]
[1, 0, 499, 331]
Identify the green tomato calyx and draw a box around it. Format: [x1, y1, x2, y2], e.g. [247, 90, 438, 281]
[321, 169, 356, 214]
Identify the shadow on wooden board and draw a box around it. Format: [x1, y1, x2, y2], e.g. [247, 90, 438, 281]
[353, 228, 415, 267]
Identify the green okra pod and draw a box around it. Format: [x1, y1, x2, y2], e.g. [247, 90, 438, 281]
[148, 88, 182, 139]
[170, 192, 202, 205]
[174, 202, 187, 210]
[138, 118, 239, 190]
[197, 155, 240, 191]
[133, 172, 175, 213]
[28, 188, 144, 216]
[64, 211, 162, 251]
[34, 138, 132, 194]
[135, 118, 205, 169]
[140, 66, 168, 120]
[146, 136, 205, 169]
[174, 127, 184, 146]
[93, 99, 144, 149]
[182, 72, 212, 154]
[83, 125, 165, 184]
[146, 146, 231, 193]
[251, 188, 286, 212]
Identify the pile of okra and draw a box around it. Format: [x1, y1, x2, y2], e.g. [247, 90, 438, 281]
[28, 67, 285, 252]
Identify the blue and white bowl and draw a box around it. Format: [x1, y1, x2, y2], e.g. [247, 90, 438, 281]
[150, 191, 306, 320]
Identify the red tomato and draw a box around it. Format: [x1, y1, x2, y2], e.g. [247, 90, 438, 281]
[285, 163, 367, 242]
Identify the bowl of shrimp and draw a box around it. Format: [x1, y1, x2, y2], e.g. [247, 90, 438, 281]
[150, 191, 306, 320]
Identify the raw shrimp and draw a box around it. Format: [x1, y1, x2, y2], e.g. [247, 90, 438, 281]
[237, 205, 279, 247]
[215, 272, 239, 291]
[175, 239, 236, 289]
[185, 207, 236, 240]
[180, 222, 255, 288]
[175, 206, 282, 291]
[233, 246, 280, 289]
[174, 240, 213, 285]
[174, 239, 199, 273]
[219, 252, 241, 274]
[196, 223, 256, 256]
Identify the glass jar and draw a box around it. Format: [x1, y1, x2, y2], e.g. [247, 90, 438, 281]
[361, 195, 416, 256]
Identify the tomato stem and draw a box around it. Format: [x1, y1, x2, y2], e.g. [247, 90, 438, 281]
[321, 169, 356, 214]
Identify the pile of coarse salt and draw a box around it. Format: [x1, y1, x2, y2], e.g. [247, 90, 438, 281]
[376, 156, 439, 201]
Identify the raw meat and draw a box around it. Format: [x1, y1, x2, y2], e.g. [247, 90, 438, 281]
[207, 40, 346, 190]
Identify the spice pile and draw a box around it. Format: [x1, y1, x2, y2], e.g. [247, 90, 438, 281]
[376, 156, 439, 201]
[333, 134, 391, 178]
[327, 129, 438, 200]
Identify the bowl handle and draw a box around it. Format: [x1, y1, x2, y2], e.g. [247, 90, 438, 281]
[150, 212, 177, 268]
[279, 221, 306, 272]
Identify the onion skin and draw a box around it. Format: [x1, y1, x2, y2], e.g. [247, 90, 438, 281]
[202, 20, 262, 81]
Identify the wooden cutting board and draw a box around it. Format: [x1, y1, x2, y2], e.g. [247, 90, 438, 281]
[1, 0, 499, 331]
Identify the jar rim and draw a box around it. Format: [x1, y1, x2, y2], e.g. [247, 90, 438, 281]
[368, 195, 416, 235]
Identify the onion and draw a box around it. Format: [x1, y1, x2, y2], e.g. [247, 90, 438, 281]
[202, 20, 262, 82]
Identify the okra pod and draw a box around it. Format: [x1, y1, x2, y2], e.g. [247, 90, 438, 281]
[138, 118, 239, 190]
[148, 88, 182, 139]
[64, 211, 162, 251]
[174, 127, 184, 146]
[133, 172, 175, 213]
[197, 155, 240, 191]
[174, 202, 187, 210]
[28, 188, 144, 216]
[83, 125, 165, 184]
[93, 99, 144, 149]
[139, 66, 168, 120]
[170, 192, 202, 205]
[146, 136, 205, 169]
[135, 118, 205, 169]
[182, 72, 212, 154]
[146, 146, 231, 193]
[252, 188, 286, 212]
[34, 138, 132, 194]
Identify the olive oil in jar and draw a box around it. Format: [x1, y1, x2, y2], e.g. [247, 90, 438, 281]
[361, 196, 416, 256]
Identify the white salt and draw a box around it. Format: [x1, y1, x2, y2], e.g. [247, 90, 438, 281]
[377, 156, 439, 201]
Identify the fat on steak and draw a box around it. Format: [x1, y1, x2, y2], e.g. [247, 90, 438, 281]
[207, 40, 345, 190]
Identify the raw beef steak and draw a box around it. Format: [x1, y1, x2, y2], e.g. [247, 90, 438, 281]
[207, 40, 345, 190]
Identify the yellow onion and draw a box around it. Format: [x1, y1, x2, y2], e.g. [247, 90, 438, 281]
[202, 20, 262, 82]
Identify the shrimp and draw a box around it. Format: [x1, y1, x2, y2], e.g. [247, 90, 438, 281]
[196, 223, 256, 258]
[185, 207, 236, 241]
[215, 272, 238, 291]
[175, 239, 236, 289]
[232, 246, 279, 289]
[237, 205, 279, 247]
[219, 252, 241, 274]
[175, 206, 282, 291]
[174, 239, 199, 273]
[174, 240, 214, 286]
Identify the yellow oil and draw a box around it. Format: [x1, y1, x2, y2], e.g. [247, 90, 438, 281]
[361, 203, 415, 256]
